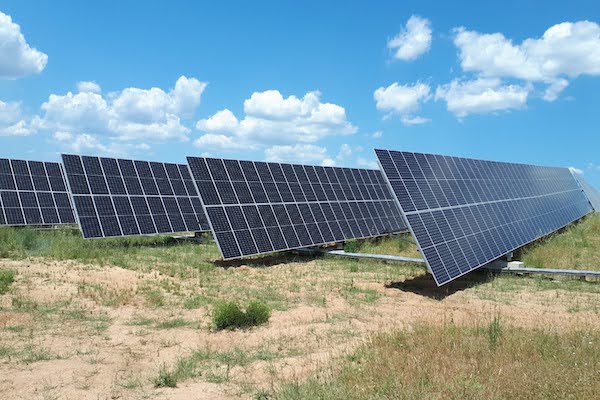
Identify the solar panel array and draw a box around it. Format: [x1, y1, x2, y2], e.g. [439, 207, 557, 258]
[0, 159, 75, 226]
[62, 154, 210, 239]
[187, 157, 407, 259]
[375, 149, 593, 286]
[571, 172, 600, 211]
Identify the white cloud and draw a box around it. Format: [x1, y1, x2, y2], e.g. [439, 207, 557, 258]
[587, 163, 600, 172]
[372, 130, 383, 139]
[569, 166, 584, 175]
[388, 15, 432, 61]
[77, 81, 101, 94]
[0, 100, 34, 136]
[52, 131, 150, 156]
[36, 75, 206, 143]
[356, 157, 378, 169]
[453, 21, 600, 101]
[264, 144, 335, 166]
[542, 78, 569, 101]
[400, 115, 430, 125]
[374, 82, 430, 123]
[435, 78, 530, 117]
[195, 109, 239, 133]
[195, 89, 356, 151]
[194, 133, 251, 151]
[0, 11, 48, 79]
[336, 143, 352, 160]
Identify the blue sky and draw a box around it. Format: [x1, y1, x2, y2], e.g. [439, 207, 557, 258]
[0, 1, 599, 187]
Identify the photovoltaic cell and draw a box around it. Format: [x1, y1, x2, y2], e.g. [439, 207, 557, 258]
[62, 154, 210, 238]
[187, 157, 407, 259]
[0, 159, 75, 226]
[571, 171, 600, 212]
[375, 149, 593, 286]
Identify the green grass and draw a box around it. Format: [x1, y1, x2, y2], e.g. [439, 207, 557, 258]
[274, 322, 600, 400]
[0, 268, 16, 294]
[152, 345, 282, 387]
[155, 317, 193, 329]
[521, 213, 600, 270]
[344, 233, 419, 258]
[212, 301, 271, 330]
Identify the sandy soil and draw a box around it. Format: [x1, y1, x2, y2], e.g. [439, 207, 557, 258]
[1, 257, 599, 400]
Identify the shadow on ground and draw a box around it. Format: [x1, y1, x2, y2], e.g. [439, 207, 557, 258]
[386, 271, 497, 300]
[214, 251, 320, 269]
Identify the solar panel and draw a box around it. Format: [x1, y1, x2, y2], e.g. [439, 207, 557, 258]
[571, 172, 600, 211]
[0, 158, 76, 226]
[62, 154, 210, 239]
[375, 149, 593, 286]
[186, 156, 407, 259]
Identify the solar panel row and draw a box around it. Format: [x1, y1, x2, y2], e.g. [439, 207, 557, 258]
[187, 157, 406, 259]
[571, 171, 600, 211]
[62, 155, 210, 238]
[0, 159, 75, 226]
[376, 149, 593, 286]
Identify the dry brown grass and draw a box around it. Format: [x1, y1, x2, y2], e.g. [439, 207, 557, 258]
[277, 321, 600, 400]
[0, 223, 599, 399]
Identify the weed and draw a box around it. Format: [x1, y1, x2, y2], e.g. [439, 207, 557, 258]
[183, 294, 212, 309]
[0, 269, 16, 294]
[140, 286, 165, 308]
[213, 301, 271, 330]
[486, 314, 502, 348]
[153, 363, 178, 388]
[155, 317, 192, 329]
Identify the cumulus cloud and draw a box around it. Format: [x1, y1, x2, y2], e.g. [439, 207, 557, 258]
[264, 144, 335, 166]
[374, 82, 430, 124]
[0, 100, 34, 136]
[77, 81, 101, 94]
[195, 89, 356, 151]
[356, 157, 378, 169]
[372, 130, 383, 139]
[388, 15, 432, 61]
[52, 131, 150, 157]
[336, 143, 352, 160]
[453, 21, 600, 101]
[0, 11, 48, 79]
[36, 75, 206, 143]
[435, 78, 530, 117]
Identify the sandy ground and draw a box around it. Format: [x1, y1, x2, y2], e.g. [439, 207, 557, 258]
[1, 257, 599, 399]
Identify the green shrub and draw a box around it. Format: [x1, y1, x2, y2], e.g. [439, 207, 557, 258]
[343, 240, 360, 253]
[245, 301, 271, 326]
[0, 269, 16, 294]
[213, 302, 246, 330]
[212, 301, 271, 330]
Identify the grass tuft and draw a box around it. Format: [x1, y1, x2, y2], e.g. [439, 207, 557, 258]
[153, 363, 179, 388]
[213, 301, 271, 330]
[0, 269, 16, 294]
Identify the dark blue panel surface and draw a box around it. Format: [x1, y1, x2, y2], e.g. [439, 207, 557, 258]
[62, 154, 210, 238]
[187, 156, 407, 260]
[375, 149, 593, 286]
[0, 159, 75, 227]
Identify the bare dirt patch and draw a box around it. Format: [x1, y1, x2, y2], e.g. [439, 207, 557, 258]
[1, 256, 599, 399]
